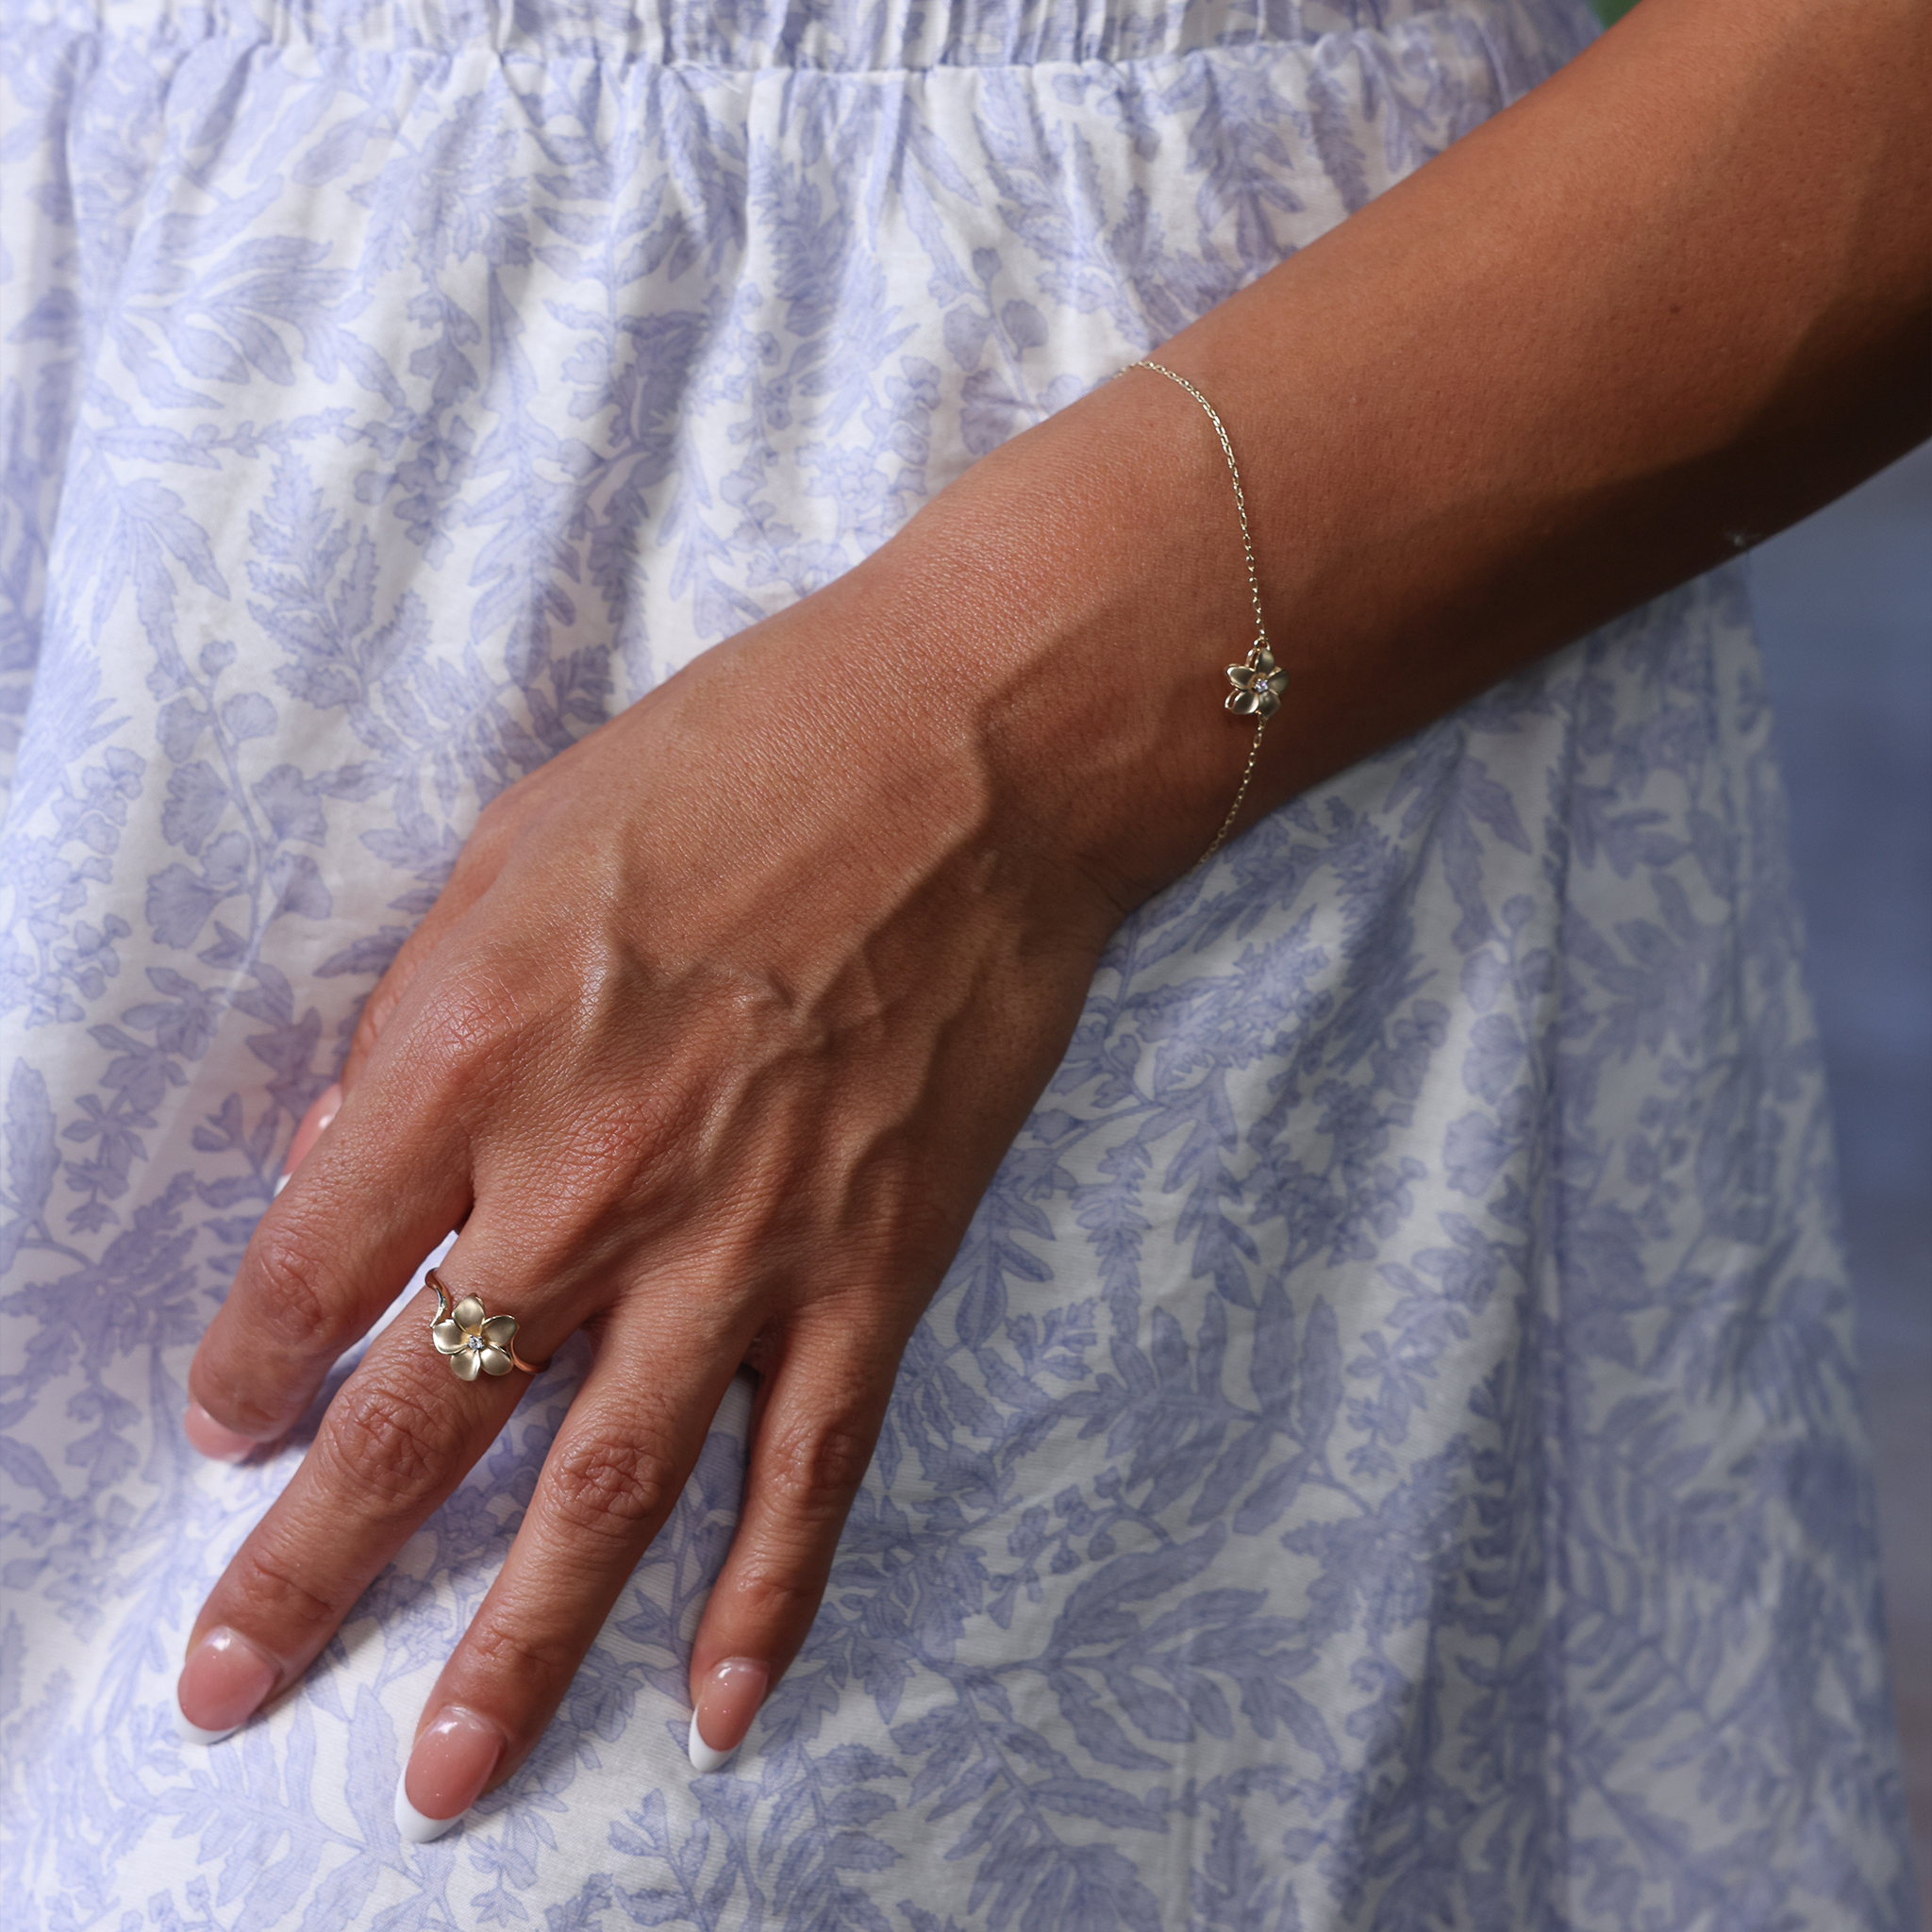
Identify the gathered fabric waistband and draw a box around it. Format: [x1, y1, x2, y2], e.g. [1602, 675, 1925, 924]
[16, 0, 1586, 70]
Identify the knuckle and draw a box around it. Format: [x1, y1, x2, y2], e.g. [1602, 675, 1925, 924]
[317, 1377, 456, 1512]
[464, 1612, 579, 1685]
[758, 1416, 875, 1517]
[468, 788, 525, 855]
[409, 967, 529, 1098]
[242, 1217, 350, 1365]
[885, 1192, 960, 1274]
[726, 1559, 824, 1627]
[225, 1538, 347, 1644]
[543, 1432, 675, 1546]
[347, 985, 395, 1071]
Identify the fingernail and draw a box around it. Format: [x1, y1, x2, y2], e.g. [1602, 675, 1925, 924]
[395, 1707, 503, 1843]
[184, 1402, 260, 1463]
[176, 1627, 277, 1743]
[688, 1658, 769, 1773]
[282, 1083, 342, 1182]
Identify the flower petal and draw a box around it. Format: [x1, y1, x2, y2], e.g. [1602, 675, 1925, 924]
[1255, 688, 1281, 718]
[1251, 647, 1278, 677]
[1226, 665, 1253, 690]
[478, 1346, 515, 1376]
[452, 1296, 488, 1334]
[479, 1315, 518, 1349]
[431, 1319, 466, 1354]
[450, 1347, 482, 1381]
[1227, 689, 1260, 717]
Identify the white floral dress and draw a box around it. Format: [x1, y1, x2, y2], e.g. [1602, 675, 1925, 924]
[0, 0, 1913, 1924]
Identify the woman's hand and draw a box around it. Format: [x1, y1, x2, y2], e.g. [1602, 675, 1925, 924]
[174, 541, 1132, 1832]
[173, 0, 1932, 1805]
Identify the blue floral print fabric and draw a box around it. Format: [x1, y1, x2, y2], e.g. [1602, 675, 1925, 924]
[0, 0, 1915, 1924]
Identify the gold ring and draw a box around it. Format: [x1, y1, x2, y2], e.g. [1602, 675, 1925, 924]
[426, 1268, 546, 1380]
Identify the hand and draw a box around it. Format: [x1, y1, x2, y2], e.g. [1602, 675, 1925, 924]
[174, 553, 1121, 1834]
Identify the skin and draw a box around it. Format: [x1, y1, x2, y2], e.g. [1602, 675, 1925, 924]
[181, 0, 1929, 1811]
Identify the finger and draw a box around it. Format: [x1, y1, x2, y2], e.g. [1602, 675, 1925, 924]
[176, 1259, 551, 1744]
[338, 799, 521, 1094]
[339, 882, 481, 1095]
[392, 1296, 749, 1840]
[186, 1082, 342, 1462]
[683, 1312, 898, 1772]
[194, 841, 542, 1448]
[189, 1016, 480, 1445]
[278, 1081, 342, 1191]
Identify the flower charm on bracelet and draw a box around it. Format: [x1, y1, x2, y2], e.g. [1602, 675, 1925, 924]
[432, 1291, 523, 1380]
[1225, 642, 1287, 719]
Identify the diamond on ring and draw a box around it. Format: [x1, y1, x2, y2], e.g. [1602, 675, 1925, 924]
[427, 1269, 541, 1379]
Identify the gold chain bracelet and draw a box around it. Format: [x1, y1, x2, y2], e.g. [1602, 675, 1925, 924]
[1130, 359, 1286, 863]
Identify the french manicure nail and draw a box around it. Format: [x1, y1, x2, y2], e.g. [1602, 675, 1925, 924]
[688, 1658, 770, 1774]
[184, 1401, 261, 1463]
[176, 1627, 277, 1743]
[395, 1707, 503, 1843]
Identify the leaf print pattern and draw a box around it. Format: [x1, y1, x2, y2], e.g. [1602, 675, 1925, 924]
[0, 0, 1915, 1925]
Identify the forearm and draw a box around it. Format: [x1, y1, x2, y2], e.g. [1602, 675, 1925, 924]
[812, 0, 1928, 914]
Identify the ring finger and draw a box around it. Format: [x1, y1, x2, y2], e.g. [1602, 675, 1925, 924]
[175, 1243, 568, 1743]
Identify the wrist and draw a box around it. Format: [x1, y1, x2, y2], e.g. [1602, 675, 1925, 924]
[849, 366, 1276, 917]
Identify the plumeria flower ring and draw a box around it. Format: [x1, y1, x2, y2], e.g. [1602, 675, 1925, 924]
[428, 1270, 543, 1379]
[1225, 642, 1287, 719]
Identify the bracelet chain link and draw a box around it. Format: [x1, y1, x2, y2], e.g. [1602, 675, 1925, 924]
[1130, 358, 1287, 864]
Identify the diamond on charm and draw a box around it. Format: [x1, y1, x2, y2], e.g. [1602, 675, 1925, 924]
[1224, 642, 1286, 719]
[432, 1291, 522, 1379]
